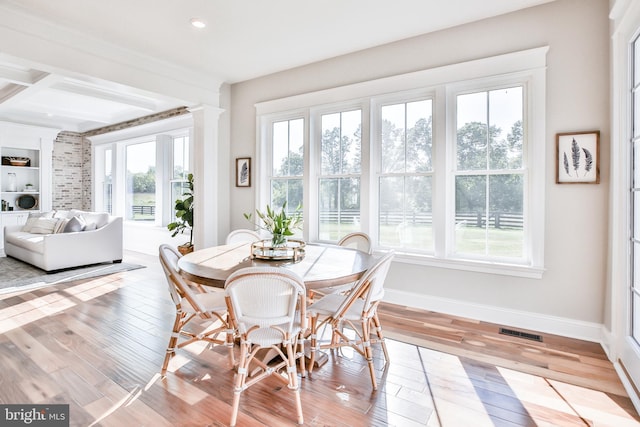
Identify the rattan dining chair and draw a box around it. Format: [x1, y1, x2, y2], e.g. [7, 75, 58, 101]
[313, 232, 374, 297]
[224, 266, 307, 426]
[158, 244, 235, 376]
[308, 250, 395, 390]
[225, 228, 260, 245]
[337, 231, 373, 254]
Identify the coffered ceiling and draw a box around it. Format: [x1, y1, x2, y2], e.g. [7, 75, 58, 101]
[0, 0, 555, 133]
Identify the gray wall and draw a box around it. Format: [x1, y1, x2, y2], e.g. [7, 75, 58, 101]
[229, 0, 610, 336]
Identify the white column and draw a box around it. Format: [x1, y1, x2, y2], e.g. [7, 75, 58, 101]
[155, 134, 172, 227]
[190, 105, 225, 249]
[39, 135, 55, 213]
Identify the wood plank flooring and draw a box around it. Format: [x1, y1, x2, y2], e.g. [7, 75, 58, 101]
[0, 250, 638, 426]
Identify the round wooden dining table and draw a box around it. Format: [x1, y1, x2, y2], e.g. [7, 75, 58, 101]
[177, 241, 378, 290]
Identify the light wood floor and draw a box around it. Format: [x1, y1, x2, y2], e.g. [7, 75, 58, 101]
[0, 250, 638, 426]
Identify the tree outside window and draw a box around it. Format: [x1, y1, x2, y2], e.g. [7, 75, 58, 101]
[379, 99, 433, 250]
[319, 110, 362, 240]
[454, 87, 524, 259]
[271, 119, 304, 225]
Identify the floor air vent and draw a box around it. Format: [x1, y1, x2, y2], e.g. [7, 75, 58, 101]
[499, 328, 543, 342]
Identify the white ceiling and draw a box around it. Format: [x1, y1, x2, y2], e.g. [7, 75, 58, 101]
[0, 0, 554, 133]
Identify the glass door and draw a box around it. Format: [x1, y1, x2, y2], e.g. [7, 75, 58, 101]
[622, 29, 640, 397]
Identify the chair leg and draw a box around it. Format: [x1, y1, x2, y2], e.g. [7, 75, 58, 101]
[361, 318, 377, 390]
[308, 315, 318, 375]
[297, 332, 306, 378]
[161, 313, 183, 376]
[285, 341, 304, 425]
[225, 315, 236, 369]
[372, 312, 390, 363]
[230, 340, 249, 427]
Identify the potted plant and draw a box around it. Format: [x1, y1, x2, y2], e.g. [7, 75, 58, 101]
[167, 173, 194, 255]
[244, 201, 303, 247]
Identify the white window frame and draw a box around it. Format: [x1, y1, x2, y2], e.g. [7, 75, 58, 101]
[444, 77, 531, 263]
[90, 115, 193, 228]
[311, 101, 370, 243]
[255, 47, 548, 278]
[256, 111, 309, 238]
[370, 90, 436, 253]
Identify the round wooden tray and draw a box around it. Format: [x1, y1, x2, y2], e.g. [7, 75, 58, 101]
[16, 194, 38, 209]
[250, 239, 306, 261]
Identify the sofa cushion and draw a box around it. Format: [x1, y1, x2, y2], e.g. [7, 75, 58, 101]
[66, 210, 109, 229]
[30, 218, 60, 234]
[53, 210, 70, 219]
[4, 231, 44, 254]
[32, 211, 55, 219]
[64, 215, 86, 233]
[21, 217, 39, 232]
[81, 212, 109, 229]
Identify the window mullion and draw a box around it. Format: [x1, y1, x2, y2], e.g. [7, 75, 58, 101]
[433, 86, 448, 258]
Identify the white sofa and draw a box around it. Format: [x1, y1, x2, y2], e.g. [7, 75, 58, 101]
[3, 209, 123, 272]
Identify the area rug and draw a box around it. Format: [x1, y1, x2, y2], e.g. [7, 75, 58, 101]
[0, 256, 145, 294]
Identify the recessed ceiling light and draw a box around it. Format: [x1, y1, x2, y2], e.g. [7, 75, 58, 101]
[190, 18, 206, 29]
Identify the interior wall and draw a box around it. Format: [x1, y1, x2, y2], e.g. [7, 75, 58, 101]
[229, 0, 610, 337]
[52, 132, 85, 210]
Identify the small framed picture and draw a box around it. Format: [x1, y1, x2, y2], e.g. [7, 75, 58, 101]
[236, 157, 251, 187]
[556, 131, 600, 184]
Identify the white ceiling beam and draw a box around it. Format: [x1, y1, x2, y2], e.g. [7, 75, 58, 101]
[52, 81, 158, 111]
[0, 73, 60, 109]
[0, 7, 221, 107]
[24, 102, 113, 124]
[0, 83, 28, 104]
[0, 64, 44, 85]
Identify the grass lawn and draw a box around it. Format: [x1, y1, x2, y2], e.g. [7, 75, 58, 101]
[322, 222, 523, 258]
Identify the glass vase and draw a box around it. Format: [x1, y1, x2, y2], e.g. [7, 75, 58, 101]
[271, 233, 288, 247]
[7, 172, 16, 192]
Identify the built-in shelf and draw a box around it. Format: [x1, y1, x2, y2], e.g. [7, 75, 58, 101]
[1, 147, 40, 212]
[0, 122, 57, 249]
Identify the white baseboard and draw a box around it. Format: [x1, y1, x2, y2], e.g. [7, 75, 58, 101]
[615, 361, 640, 415]
[384, 288, 604, 344]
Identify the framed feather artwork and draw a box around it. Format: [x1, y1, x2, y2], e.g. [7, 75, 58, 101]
[556, 131, 600, 184]
[236, 157, 251, 187]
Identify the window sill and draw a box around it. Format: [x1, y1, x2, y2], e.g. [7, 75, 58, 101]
[387, 251, 545, 279]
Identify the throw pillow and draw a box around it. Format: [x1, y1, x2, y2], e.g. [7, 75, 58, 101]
[81, 212, 109, 229]
[21, 217, 39, 232]
[30, 218, 60, 235]
[83, 222, 97, 231]
[53, 210, 70, 219]
[53, 218, 70, 233]
[27, 211, 54, 219]
[64, 215, 86, 233]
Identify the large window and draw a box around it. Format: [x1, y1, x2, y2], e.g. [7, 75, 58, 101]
[170, 135, 191, 221]
[126, 141, 156, 221]
[453, 87, 524, 260]
[269, 118, 304, 223]
[379, 100, 433, 251]
[256, 48, 546, 276]
[92, 124, 192, 229]
[319, 110, 362, 240]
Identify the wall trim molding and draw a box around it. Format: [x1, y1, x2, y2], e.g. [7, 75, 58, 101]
[384, 288, 604, 344]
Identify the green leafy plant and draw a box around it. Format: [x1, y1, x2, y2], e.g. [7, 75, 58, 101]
[167, 173, 194, 248]
[244, 201, 303, 246]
